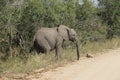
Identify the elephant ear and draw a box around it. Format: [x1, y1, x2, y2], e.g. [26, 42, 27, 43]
[69, 29, 78, 41]
[57, 25, 70, 41]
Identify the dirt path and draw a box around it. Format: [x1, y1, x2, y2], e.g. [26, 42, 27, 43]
[25, 48, 120, 80]
[1, 48, 120, 80]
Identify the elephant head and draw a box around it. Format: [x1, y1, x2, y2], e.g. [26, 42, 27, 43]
[57, 25, 80, 60]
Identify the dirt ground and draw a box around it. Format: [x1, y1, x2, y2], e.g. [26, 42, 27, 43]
[1, 48, 120, 80]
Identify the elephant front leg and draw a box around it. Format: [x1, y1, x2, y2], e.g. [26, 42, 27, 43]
[55, 37, 63, 60]
[55, 46, 62, 60]
[55, 39, 63, 60]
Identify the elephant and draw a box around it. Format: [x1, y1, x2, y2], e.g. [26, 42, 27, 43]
[30, 25, 80, 60]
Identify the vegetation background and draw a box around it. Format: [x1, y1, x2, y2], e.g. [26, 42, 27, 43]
[0, 0, 120, 73]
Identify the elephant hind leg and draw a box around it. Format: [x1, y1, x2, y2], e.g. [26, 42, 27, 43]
[37, 39, 51, 54]
[44, 44, 51, 54]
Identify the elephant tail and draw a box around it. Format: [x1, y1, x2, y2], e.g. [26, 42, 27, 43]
[29, 35, 36, 53]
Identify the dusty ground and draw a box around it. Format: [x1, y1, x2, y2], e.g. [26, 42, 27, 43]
[1, 48, 120, 80]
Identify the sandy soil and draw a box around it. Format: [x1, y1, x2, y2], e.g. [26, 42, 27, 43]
[1, 48, 120, 80]
[26, 48, 120, 80]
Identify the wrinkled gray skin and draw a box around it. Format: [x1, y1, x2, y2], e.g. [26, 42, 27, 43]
[30, 25, 80, 60]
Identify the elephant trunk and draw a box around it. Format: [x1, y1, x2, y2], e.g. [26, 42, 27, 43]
[75, 41, 80, 60]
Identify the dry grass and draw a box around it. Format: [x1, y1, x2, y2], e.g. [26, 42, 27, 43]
[0, 38, 120, 74]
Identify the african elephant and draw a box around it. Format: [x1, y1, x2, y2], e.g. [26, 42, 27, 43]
[30, 25, 80, 60]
